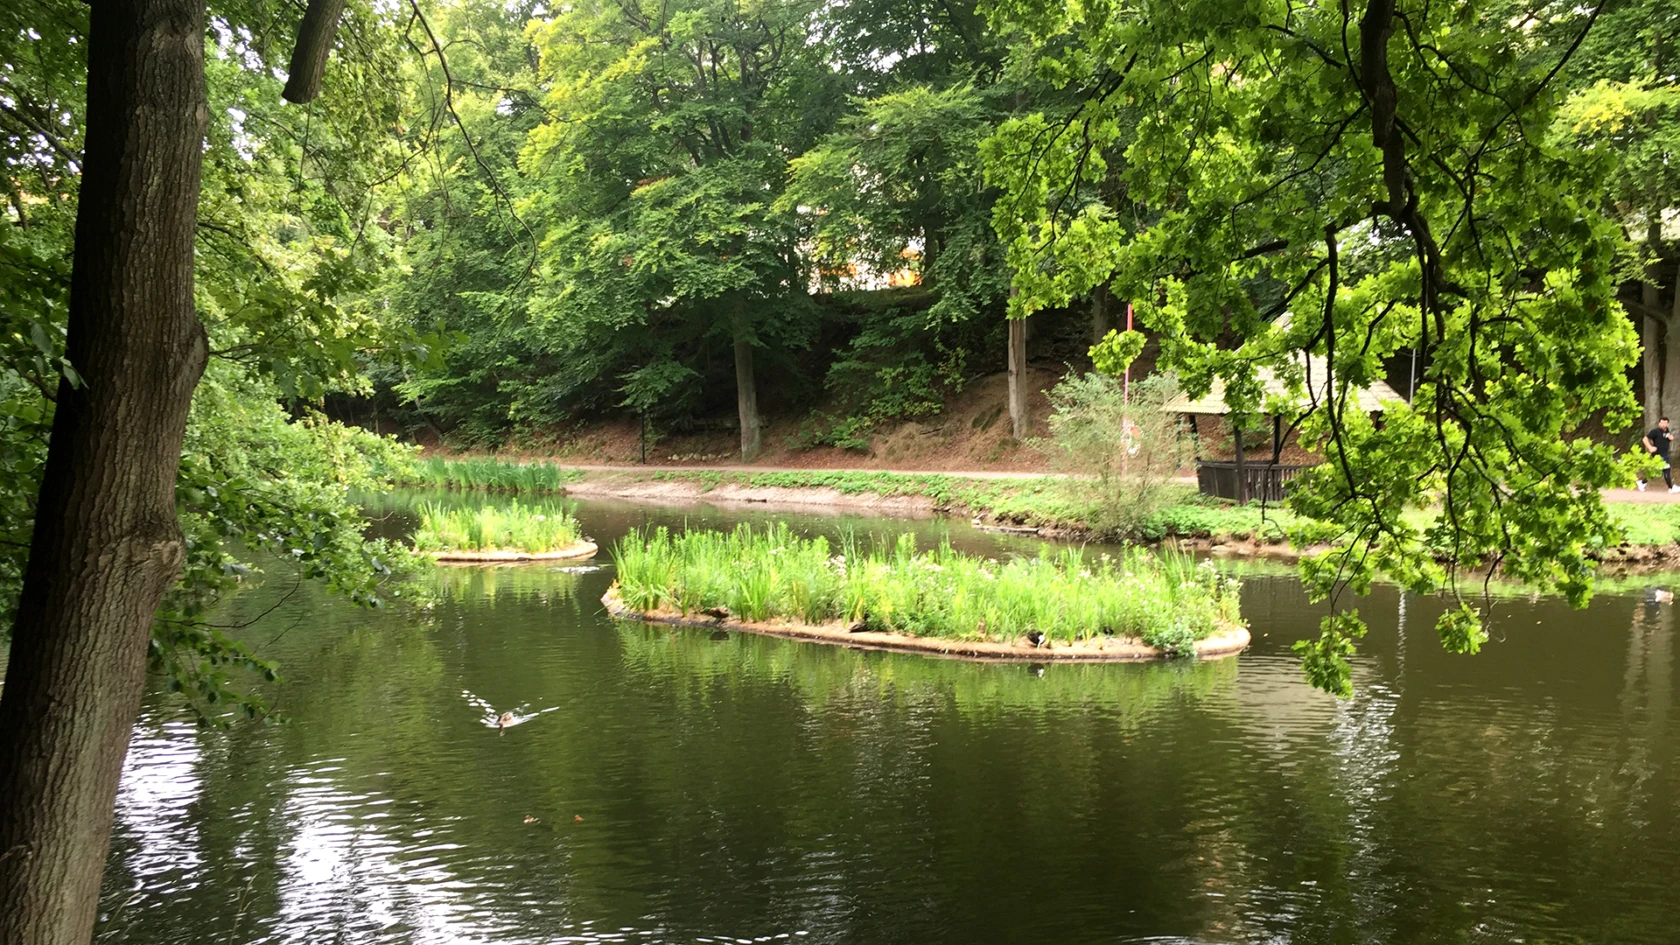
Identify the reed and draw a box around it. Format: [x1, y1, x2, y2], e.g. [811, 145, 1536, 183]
[612, 524, 1242, 655]
[402, 456, 581, 493]
[413, 500, 583, 554]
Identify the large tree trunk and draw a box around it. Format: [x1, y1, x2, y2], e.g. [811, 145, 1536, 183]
[1644, 220, 1667, 430]
[1667, 260, 1680, 427]
[1644, 280, 1662, 431]
[1008, 313, 1030, 439]
[0, 0, 209, 939]
[282, 0, 347, 104]
[734, 336, 761, 460]
[1090, 284, 1112, 347]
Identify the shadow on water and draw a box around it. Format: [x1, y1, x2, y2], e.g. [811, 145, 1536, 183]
[94, 494, 1680, 945]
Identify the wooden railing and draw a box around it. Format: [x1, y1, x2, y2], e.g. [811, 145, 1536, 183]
[1195, 460, 1310, 503]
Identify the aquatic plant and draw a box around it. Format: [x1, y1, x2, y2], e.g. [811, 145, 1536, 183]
[413, 501, 583, 554]
[612, 524, 1242, 654]
[401, 456, 582, 493]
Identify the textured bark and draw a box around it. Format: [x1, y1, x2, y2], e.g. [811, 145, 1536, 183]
[1646, 279, 1664, 430]
[1666, 261, 1680, 426]
[0, 0, 209, 939]
[733, 337, 761, 460]
[1643, 220, 1667, 430]
[281, 0, 347, 105]
[1090, 284, 1112, 346]
[1008, 313, 1029, 439]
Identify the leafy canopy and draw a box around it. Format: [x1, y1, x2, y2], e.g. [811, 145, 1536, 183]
[984, 0, 1638, 695]
[2, 0, 427, 720]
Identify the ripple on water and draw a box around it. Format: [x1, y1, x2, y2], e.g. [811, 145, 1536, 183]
[96, 503, 1680, 945]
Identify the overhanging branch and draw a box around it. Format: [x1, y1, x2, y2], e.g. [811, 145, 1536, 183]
[283, 0, 348, 105]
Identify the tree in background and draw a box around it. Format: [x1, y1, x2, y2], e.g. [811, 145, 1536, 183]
[368, 0, 553, 443]
[520, 0, 839, 460]
[1547, 0, 1680, 428]
[985, 0, 1639, 694]
[780, 82, 1011, 444]
[377, 0, 1029, 453]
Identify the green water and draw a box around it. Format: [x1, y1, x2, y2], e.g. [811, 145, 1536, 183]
[98, 498, 1680, 944]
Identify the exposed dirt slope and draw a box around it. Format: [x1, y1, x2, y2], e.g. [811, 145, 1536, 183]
[490, 369, 1066, 472]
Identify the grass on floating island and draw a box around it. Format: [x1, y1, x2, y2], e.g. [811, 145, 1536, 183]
[413, 501, 583, 554]
[404, 456, 583, 494]
[611, 524, 1243, 656]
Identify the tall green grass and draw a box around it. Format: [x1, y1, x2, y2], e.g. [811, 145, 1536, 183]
[414, 501, 583, 553]
[612, 524, 1242, 655]
[403, 456, 582, 493]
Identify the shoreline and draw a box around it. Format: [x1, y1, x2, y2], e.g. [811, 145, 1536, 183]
[562, 475, 938, 516]
[553, 472, 1680, 570]
[398, 461, 1680, 571]
[601, 587, 1251, 663]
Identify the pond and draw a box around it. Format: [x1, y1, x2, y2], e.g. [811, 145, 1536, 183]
[98, 496, 1680, 944]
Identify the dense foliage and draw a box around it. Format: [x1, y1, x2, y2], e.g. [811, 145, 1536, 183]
[375, 0, 1022, 448]
[401, 455, 582, 492]
[982, 0, 1670, 694]
[2, 0, 425, 718]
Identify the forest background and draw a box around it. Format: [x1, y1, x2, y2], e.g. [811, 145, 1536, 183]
[3, 0, 1680, 935]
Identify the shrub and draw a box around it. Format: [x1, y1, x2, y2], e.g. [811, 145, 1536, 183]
[1041, 372, 1195, 538]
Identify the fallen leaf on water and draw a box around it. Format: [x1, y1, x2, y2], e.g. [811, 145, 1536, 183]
[574, 815, 584, 823]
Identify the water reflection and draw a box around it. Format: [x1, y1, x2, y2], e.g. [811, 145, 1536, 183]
[97, 498, 1680, 945]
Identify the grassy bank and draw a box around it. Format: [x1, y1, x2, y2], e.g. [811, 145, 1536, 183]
[611, 524, 1243, 655]
[637, 471, 1680, 552]
[404, 459, 1680, 553]
[642, 469, 1298, 542]
[413, 501, 582, 554]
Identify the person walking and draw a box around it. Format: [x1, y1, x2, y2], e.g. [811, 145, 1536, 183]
[1639, 417, 1677, 493]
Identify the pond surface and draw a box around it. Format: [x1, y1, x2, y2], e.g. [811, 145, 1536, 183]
[99, 497, 1680, 945]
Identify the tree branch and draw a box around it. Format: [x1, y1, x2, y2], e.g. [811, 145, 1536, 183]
[283, 0, 348, 105]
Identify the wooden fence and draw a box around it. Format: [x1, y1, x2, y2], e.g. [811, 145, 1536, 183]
[1195, 461, 1310, 503]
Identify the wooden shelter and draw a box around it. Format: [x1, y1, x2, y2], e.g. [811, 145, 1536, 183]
[1163, 354, 1402, 503]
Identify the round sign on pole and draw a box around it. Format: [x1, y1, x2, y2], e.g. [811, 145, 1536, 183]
[1121, 418, 1141, 456]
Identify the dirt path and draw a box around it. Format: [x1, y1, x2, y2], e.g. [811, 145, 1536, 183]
[555, 462, 1074, 481]
[518, 459, 1677, 506]
[1602, 487, 1680, 505]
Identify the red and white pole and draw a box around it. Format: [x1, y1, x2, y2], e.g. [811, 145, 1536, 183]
[1123, 301, 1134, 406]
[1122, 301, 1135, 478]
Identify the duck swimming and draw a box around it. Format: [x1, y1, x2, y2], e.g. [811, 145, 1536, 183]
[497, 711, 516, 729]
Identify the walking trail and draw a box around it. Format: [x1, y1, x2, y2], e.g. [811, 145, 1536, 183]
[557, 462, 1674, 506]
